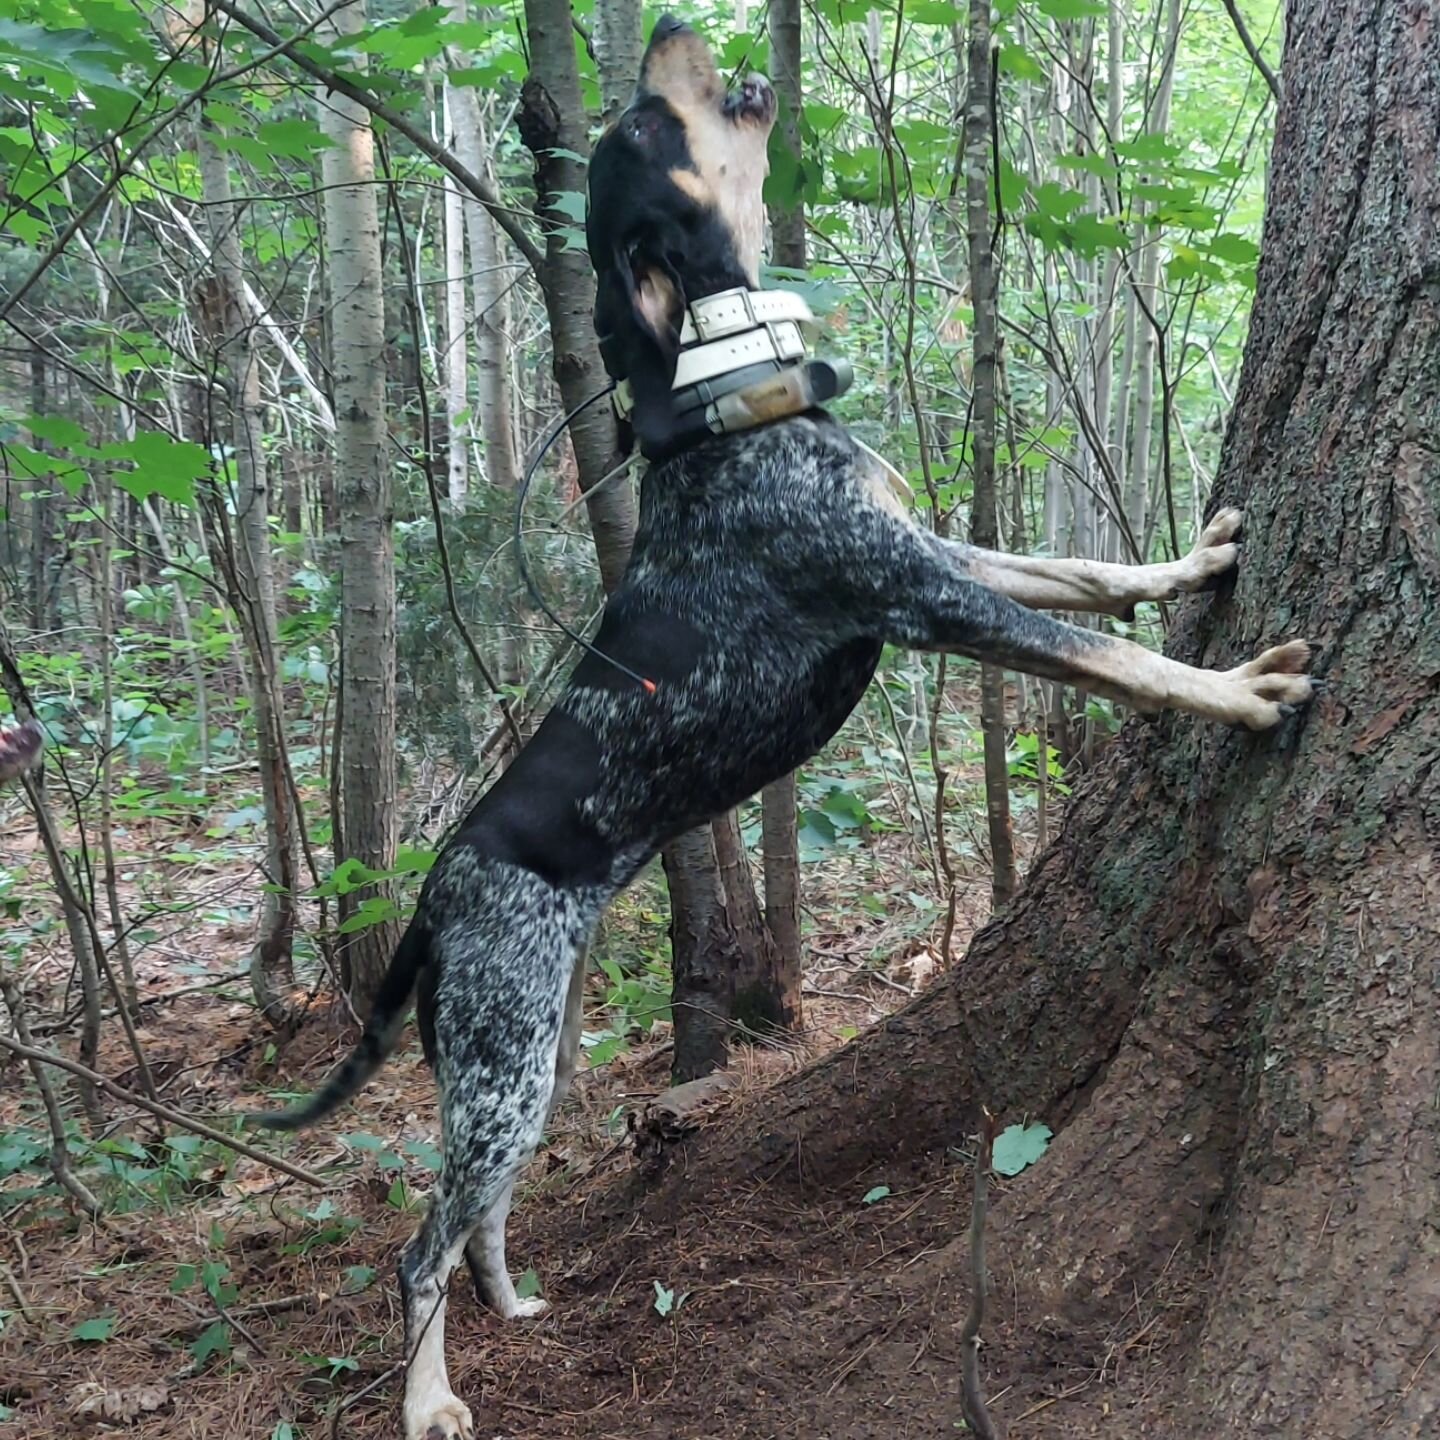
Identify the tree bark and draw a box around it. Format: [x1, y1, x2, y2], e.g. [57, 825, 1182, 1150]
[536, 0, 776, 1080]
[27, 347, 56, 633]
[751, 0, 807, 1034]
[631, 2, 1440, 1432]
[964, 0, 1017, 908]
[317, 0, 399, 1011]
[197, 123, 299, 1024]
[446, 23, 525, 704]
[593, 0, 642, 123]
[516, 0, 635, 586]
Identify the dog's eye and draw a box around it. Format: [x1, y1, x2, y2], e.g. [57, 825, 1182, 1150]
[627, 112, 662, 146]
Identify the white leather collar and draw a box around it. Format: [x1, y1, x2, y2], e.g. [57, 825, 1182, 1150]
[613, 286, 816, 421]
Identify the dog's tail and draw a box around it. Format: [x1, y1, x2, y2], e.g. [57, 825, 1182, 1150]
[246, 921, 430, 1133]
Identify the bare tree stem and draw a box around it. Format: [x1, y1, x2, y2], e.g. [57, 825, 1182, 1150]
[0, 1034, 327, 1189]
[1219, 0, 1282, 103]
[960, 1106, 1002, 1440]
[1, 980, 103, 1218]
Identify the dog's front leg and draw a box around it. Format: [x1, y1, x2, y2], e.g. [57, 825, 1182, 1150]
[874, 528, 1312, 729]
[945, 508, 1244, 617]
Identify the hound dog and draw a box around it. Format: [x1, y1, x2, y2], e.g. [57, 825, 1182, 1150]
[253, 19, 1312, 1439]
[0, 719, 42, 783]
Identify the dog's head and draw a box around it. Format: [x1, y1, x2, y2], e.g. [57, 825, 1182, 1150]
[587, 17, 776, 450]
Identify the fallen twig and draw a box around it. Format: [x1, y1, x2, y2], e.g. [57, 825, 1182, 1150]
[0, 1033, 327, 1188]
[960, 1105, 1002, 1440]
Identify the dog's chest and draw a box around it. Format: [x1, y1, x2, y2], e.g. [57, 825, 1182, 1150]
[571, 627, 881, 851]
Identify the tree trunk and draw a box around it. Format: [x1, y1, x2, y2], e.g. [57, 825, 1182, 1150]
[197, 123, 299, 1023]
[592, 0, 642, 123]
[317, 0, 399, 1011]
[965, 0, 1017, 908]
[440, 111, 469, 509]
[526, 0, 775, 1081]
[446, 26, 526, 704]
[751, 0, 807, 1033]
[1125, 0, 1181, 554]
[516, 0, 635, 585]
[28, 347, 56, 632]
[635, 2, 1440, 1432]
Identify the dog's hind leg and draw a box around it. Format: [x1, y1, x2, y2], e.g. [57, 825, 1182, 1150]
[464, 945, 589, 1317]
[399, 875, 598, 1440]
[400, 1039, 563, 1439]
[549, 942, 589, 1118]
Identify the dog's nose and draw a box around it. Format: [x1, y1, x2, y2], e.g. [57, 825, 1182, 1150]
[652, 14, 689, 39]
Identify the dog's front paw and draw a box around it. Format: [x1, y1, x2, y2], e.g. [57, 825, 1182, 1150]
[405, 1393, 474, 1440]
[1175, 507, 1243, 592]
[512, 1295, 551, 1319]
[1221, 639, 1315, 730]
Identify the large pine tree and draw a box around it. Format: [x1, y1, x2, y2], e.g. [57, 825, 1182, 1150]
[630, 2, 1439, 1432]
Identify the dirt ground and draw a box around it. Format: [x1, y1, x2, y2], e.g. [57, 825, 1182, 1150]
[0, 756, 1180, 1440]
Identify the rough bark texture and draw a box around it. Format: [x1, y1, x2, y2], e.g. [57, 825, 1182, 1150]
[593, 0, 642, 123]
[662, 828, 737, 1081]
[516, 0, 634, 587]
[630, 3, 1440, 1433]
[523, 0, 739, 1083]
[317, 0, 399, 1009]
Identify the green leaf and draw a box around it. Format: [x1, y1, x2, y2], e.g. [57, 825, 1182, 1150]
[340, 1132, 387, 1152]
[999, 43, 1045, 82]
[1057, 151, 1119, 178]
[652, 1281, 675, 1317]
[402, 1138, 443, 1171]
[1205, 232, 1260, 265]
[515, 1268, 541, 1300]
[549, 189, 587, 223]
[343, 1264, 377, 1293]
[1028, 181, 1087, 221]
[861, 1185, 892, 1205]
[998, 157, 1029, 212]
[188, 1320, 231, 1368]
[70, 1315, 117, 1343]
[337, 895, 401, 935]
[1114, 133, 1182, 164]
[1036, 0, 1107, 17]
[257, 118, 334, 157]
[908, 0, 964, 21]
[170, 1263, 197, 1293]
[991, 1122, 1053, 1177]
[100, 431, 209, 505]
[893, 118, 951, 147]
[200, 1260, 229, 1299]
[24, 414, 88, 448]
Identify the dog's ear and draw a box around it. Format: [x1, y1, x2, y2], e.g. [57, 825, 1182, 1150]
[597, 242, 685, 390]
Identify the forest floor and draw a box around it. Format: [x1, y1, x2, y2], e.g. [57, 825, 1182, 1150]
[0, 741, 1171, 1440]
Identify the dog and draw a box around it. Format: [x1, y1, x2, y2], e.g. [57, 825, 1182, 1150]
[252, 19, 1312, 1439]
[0, 719, 42, 784]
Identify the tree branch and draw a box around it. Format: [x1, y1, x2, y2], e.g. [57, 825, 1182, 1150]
[205, 0, 546, 277]
[0, 1033, 328, 1189]
[959, 1106, 1002, 1440]
[1, 980, 103, 1218]
[0, 0, 352, 323]
[1219, 0, 1282, 104]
